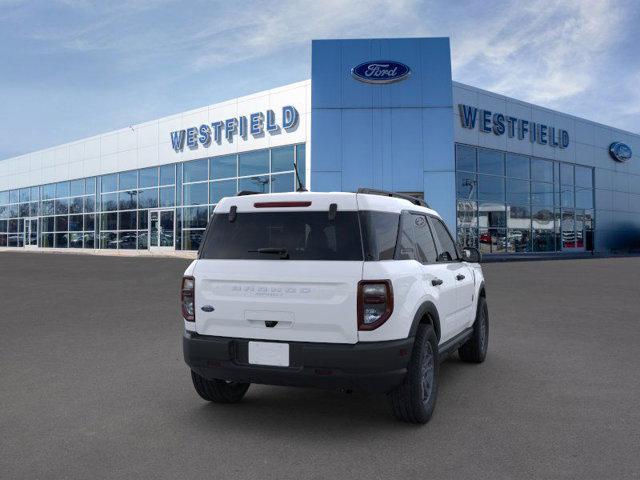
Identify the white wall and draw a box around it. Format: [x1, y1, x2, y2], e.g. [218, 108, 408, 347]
[0, 80, 311, 192]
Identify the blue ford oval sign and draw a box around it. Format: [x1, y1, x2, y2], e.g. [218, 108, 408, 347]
[351, 61, 411, 84]
[609, 142, 632, 162]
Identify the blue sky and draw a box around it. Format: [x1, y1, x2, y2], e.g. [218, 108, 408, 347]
[1, 0, 638, 159]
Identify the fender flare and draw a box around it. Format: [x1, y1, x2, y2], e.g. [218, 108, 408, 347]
[478, 280, 486, 299]
[408, 301, 441, 342]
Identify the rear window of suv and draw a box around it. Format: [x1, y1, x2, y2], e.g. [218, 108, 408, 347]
[199, 211, 364, 261]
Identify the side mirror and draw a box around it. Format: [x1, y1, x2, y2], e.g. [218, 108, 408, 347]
[462, 247, 482, 263]
[436, 251, 452, 262]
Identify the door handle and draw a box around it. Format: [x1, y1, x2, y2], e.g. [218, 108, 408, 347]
[456, 274, 465, 281]
[431, 278, 443, 286]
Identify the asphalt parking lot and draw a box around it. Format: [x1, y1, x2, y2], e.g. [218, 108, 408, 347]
[1, 252, 639, 479]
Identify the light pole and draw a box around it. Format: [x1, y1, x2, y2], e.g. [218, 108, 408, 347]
[250, 176, 270, 193]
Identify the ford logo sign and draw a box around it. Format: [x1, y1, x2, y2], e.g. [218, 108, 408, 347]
[609, 142, 632, 162]
[351, 60, 411, 84]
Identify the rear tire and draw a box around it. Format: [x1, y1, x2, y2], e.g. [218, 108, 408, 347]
[190, 370, 250, 403]
[388, 324, 439, 424]
[458, 296, 489, 363]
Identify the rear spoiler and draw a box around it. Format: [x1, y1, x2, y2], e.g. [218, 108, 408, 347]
[223, 199, 339, 223]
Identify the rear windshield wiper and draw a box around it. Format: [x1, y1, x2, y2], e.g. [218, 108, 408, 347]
[248, 247, 290, 259]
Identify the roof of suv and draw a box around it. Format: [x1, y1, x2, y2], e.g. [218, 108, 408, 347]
[214, 191, 440, 217]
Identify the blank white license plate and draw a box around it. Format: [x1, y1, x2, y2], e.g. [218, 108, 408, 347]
[248, 341, 289, 367]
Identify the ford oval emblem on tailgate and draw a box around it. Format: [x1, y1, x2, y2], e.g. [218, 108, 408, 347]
[201, 305, 215, 312]
[351, 60, 411, 84]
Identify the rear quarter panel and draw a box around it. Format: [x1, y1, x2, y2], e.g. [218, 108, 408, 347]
[359, 260, 434, 342]
[473, 263, 486, 305]
[184, 260, 197, 277]
[462, 262, 485, 329]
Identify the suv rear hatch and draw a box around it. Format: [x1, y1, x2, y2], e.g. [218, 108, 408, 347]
[193, 193, 363, 344]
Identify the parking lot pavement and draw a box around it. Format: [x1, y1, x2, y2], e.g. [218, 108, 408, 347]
[1, 252, 639, 480]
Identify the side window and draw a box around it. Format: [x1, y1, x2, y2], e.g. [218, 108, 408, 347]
[359, 211, 400, 261]
[412, 214, 438, 263]
[428, 217, 459, 262]
[395, 211, 416, 260]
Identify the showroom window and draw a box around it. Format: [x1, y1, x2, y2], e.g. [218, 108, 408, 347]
[455, 144, 594, 254]
[0, 143, 305, 251]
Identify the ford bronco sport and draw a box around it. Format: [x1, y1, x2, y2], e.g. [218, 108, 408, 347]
[182, 189, 488, 423]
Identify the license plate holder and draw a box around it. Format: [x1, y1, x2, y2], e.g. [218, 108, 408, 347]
[248, 341, 290, 367]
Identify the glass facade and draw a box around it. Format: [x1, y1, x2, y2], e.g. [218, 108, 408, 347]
[456, 144, 595, 254]
[0, 144, 305, 251]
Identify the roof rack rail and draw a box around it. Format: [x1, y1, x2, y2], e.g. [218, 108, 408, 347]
[356, 188, 429, 208]
[237, 190, 260, 196]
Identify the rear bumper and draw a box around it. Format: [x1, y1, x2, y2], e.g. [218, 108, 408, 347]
[183, 331, 414, 394]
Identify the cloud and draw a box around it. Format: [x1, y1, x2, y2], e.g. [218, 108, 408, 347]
[19, 0, 424, 69]
[23, 0, 176, 53]
[1, 0, 638, 142]
[189, 0, 423, 70]
[451, 0, 626, 104]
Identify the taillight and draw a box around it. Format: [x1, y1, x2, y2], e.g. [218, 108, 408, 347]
[357, 280, 393, 330]
[181, 276, 195, 322]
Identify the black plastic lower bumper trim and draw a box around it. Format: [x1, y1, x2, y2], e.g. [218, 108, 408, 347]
[183, 331, 414, 394]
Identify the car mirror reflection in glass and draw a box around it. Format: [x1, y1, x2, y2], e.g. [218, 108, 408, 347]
[462, 247, 482, 263]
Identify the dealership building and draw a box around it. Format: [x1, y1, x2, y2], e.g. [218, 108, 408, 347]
[1, 37, 639, 256]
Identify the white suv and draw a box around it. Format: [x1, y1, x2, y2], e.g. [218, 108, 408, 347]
[181, 189, 488, 423]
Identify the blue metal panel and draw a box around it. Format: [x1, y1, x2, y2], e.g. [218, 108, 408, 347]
[310, 109, 342, 172]
[311, 37, 455, 215]
[596, 209, 614, 231]
[613, 171, 629, 193]
[419, 38, 454, 107]
[594, 228, 611, 252]
[379, 40, 423, 107]
[311, 171, 341, 192]
[595, 189, 613, 210]
[629, 212, 640, 229]
[424, 172, 456, 230]
[340, 109, 374, 191]
[310, 40, 343, 109]
[378, 109, 394, 191]
[422, 107, 455, 172]
[610, 211, 640, 250]
[339, 40, 379, 109]
[595, 168, 613, 190]
[312, 38, 453, 109]
[613, 191, 629, 212]
[390, 108, 423, 192]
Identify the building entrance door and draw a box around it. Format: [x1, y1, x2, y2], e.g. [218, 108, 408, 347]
[23, 217, 38, 248]
[561, 209, 585, 252]
[149, 209, 175, 251]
